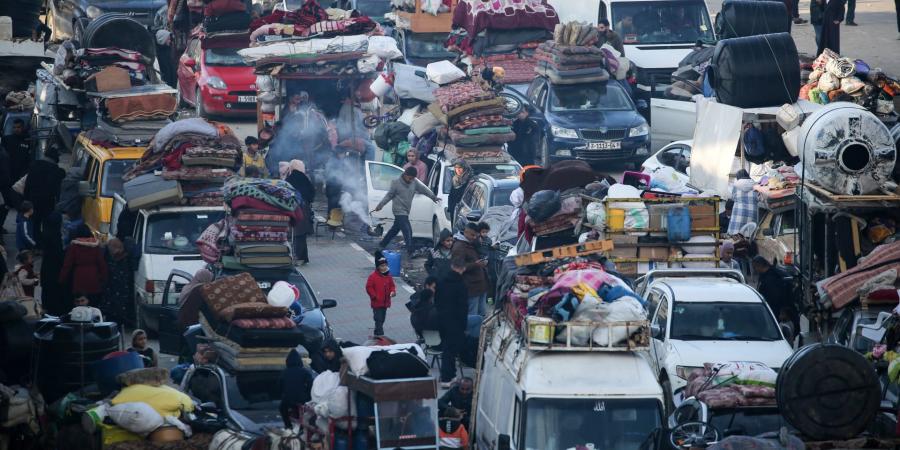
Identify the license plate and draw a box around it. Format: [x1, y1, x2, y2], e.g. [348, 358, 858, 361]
[587, 141, 621, 150]
[238, 95, 256, 103]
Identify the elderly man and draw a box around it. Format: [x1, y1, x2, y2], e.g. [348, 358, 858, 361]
[373, 167, 440, 255]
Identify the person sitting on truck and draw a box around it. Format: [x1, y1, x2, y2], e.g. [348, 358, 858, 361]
[438, 377, 474, 428]
[597, 19, 625, 55]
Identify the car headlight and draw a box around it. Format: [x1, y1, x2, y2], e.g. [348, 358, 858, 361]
[629, 123, 650, 137]
[86, 5, 104, 18]
[675, 365, 703, 380]
[551, 125, 578, 139]
[206, 76, 227, 90]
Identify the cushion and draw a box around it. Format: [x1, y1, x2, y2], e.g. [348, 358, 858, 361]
[231, 317, 295, 329]
[201, 272, 267, 319]
[220, 303, 289, 322]
[111, 385, 194, 416]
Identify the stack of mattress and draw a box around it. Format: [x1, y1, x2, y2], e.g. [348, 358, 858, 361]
[220, 177, 304, 268]
[432, 80, 515, 152]
[122, 118, 240, 209]
[197, 272, 304, 371]
[534, 41, 609, 84]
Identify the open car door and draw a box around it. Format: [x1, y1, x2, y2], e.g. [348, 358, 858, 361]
[158, 269, 194, 355]
[365, 160, 434, 235]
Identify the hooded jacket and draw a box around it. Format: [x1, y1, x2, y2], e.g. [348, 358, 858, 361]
[366, 269, 396, 308]
[311, 339, 343, 373]
[281, 349, 316, 406]
[426, 229, 454, 280]
[15, 212, 35, 250]
[435, 270, 468, 332]
[59, 238, 108, 295]
[450, 232, 488, 296]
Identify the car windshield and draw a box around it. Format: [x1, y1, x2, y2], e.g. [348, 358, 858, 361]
[669, 301, 783, 341]
[145, 211, 227, 255]
[101, 159, 138, 197]
[549, 83, 633, 112]
[204, 48, 248, 67]
[226, 371, 281, 411]
[406, 33, 455, 59]
[708, 409, 793, 437]
[491, 187, 515, 207]
[472, 163, 522, 178]
[611, 1, 714, 45]
[524, 398, 662, 450]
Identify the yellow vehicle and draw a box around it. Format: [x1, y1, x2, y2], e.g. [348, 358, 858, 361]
[72, 133, 144, 237]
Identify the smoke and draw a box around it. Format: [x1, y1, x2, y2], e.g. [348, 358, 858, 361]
[340, 191, 372, 226]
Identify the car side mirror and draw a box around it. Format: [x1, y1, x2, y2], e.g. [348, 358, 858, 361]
[498, 434, 511, 450]
[762, 228, 774, 236]
[183, 58, 196, 68]
[651, 324, 663, 339]
[77, 180, 95, 197]
[321, 299, 337, 309]
[466, 209, 483, 223]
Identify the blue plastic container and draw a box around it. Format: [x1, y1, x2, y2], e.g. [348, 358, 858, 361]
[667, 206, 692, 242]
[384, 250, 401, 277]
[93, 350, 143, 394]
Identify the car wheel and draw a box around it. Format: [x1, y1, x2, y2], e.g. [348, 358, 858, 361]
[540, 138, 552, 168]
[432, 218, 441, 247]
[196, 88, 207, 118]
[661, 377, 676, 415]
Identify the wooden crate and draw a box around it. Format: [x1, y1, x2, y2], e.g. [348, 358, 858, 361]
[396, 0, 456, 33]
[514, 240, 614, 267]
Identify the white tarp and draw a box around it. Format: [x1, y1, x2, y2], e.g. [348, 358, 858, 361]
[238, 35, 370, 63]
[689, 98, 743, 196]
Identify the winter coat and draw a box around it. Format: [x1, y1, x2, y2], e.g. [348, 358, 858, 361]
[435, 271, 468, 333]
[438, 385, 473, 426]
[59, 238, 108, 295]
[310, 339, 343, 374]
[16, 213, 35, 250]
[426, 229, 454, 280]
[281, 349, 316, 406]
[14, 263, 38, 297]
[450, 234, 488, 296]
[24, 158, 65, 211]
[286, 170, 316, 235]
[375, 176, 437, 217]
[810, 0, 827, 24]
[366, 270, 396, 308]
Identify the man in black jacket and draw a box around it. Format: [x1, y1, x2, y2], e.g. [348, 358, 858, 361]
[752, 256, 798, 334]
[438, 377, 474, 428]
[2, 119, 30, 184]
[23, 148, 65, 244]
[435, 258, 469, 387]
[280, 349, 316, 429]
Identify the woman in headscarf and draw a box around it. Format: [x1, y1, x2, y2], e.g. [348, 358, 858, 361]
[59, 223, 107, 306]
[178, 268, 215, 329]
[508, 187, 524, 235]
[447, 159, 472, 218]
[40, 212, 67, 316]
[425, 229, 454, 280]
[727, 169, 758, 236]
[310, 339, 343, 373]
[284, 159, 315, 264]
[101, 238, 134, 326]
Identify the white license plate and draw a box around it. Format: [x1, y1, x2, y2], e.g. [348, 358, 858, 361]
[238, 95, 256, 103]
[587, 141, 621, 150]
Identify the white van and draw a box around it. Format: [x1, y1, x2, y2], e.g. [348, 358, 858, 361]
[111, 195, 226, 332]
[548, 0, 714, 95]
[475, 316, 665, 450]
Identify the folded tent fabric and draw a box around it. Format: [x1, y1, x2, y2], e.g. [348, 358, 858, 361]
[151, 118, 218, 153]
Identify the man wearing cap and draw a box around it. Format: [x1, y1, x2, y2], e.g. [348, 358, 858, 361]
[373, 167, 440, 255]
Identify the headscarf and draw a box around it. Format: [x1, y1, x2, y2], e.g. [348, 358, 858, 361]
[509, 187, 525, 223]
[290, 159, 305, 174]
[452, 159, 472, 188]
[721, 240, 735, 253]
[107, 238, 126, 261]
[179, 268, 214, 307]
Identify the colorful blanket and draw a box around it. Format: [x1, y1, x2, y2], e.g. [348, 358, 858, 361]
[449, 129, 516, 146]
[453, 114, 512, 131]
[818, 241, 900, 309]
[224, 177, 301, 212]
[453, 0, 559, 37]
[162, 167, 235, 181]
[230, 229, 290, 242]
[434, 81, 496, 113]
[231, 317, 295, 329]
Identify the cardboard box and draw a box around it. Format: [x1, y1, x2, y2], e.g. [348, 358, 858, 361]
[689, 203, 717, 230]
[639, 246, 671, 260]
[609, 245, 638, 258]
[615, 262, 638, 275]
[611, 234, 639, 245]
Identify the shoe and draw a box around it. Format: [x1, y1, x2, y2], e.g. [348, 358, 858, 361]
[846, 21, 858, 26]
[793, 17, 808, 24]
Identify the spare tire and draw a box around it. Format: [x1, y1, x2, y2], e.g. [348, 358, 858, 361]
[777, 343, 881, 441]
[708, 32, 800, 108]
[798, 102, 896, 195]
[715, 0, 790, 39]
[82, 13, 156, 61]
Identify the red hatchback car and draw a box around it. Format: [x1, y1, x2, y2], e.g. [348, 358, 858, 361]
[177, 36, 256, 118]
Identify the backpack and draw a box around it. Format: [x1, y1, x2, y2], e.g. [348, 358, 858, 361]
[373, 121, 410, 151]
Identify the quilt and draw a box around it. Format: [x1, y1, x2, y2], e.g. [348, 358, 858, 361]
[452, 0, 559, 37]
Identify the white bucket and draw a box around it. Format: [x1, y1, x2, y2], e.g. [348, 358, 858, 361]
[369, 73, 393, 98]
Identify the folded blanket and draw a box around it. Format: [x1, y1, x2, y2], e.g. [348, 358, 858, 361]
[231, 229, 290, 242]
[230, 197, 304, 223]
[463, 126, 513, 135]
[453, 114, 512, 130]
[181, 156, 237, 167]
[449, 129, 517, 146]
[539, 41, 604, 55]
[535, 65, 609, 84]
[536, 61, 608, 77]
[434, 81, 496, 112]
[224, 177, 300, 212]
[162, 167, 235, 180]
[231, 317, 296, 329]
[446, 98, 505, 122]
[235, 211, 291, 223]
[534, 49, 605, 66]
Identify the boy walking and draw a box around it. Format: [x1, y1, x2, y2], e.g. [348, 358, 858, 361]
[366, 251, 396, 336]
[16, 201, 36, 251]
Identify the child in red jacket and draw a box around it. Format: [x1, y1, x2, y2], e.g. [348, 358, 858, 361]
[366, 251, 396, 336]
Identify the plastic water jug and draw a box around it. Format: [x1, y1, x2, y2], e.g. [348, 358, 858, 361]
[667, 206, 692, 242]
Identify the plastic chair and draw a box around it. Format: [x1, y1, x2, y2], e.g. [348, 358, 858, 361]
[422, 330, 443, 370]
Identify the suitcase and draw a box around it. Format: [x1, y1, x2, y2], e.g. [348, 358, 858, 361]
[123, 174, 182, 210]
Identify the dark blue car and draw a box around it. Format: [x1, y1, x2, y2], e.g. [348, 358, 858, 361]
[516, 76, 651, 169]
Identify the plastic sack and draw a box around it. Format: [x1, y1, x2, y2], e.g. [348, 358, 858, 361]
[367, 36, 402, 60]
[357, 54, 380, 73]
[311, 370, 340, 405]
[267, 281, 299, 307]
[342, 346, 374, 375]
[711, 361, 778, 387]
[111, 385, 194, 416]
[585, 201, 606, 228]
[840, 76, 866, 94]
[818, 72, 840, 92]
[256, 75, 274, 92]
[426, 60, 465, 85]
[826, 57, 855, 78]
[809, 68, 824, 82]
[108, 402, 164, 437]
[607, 184, 649, 234]
[592, 297, 645, 346]
[526, 190, 561, 222]
[649, 166, 691, 194]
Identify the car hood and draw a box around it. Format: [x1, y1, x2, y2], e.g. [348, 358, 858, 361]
[668, 339, 794, 371]
[625, 44, 695, 71]
[204, 64, 256, 87]
[547, 109, 643, 132]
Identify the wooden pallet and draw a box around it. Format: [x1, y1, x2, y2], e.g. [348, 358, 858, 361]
[396, 0, 456, 33]
[804, 182, 900, 202]
[514, 240, 613, 267]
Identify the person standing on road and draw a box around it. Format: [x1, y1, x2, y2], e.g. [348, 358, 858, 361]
[373, 167, 440, 256]
[284, 160, 314, 265]
[3, 119, 31, 185]
[451, 223, 489, 317]
[844, 0, 857, 26]
[24, 148, 65, 245]
[60, 224, 107, 305]
[426, 229, 454, 280]
[752, 256, 798, 334]
[435, 258, 468, 387]
[817, 0, 846, 55]
[366, 252, 396, 336]
[40, 212, 66, 316]
[102, 238, 135, 326]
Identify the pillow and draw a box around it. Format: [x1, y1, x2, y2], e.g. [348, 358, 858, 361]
[201, 272, 266, 315]
[231, 317, 295, 329]
[220, 303, 289, 322]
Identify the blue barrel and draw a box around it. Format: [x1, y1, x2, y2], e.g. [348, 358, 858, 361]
[384, 250, 401, 277]
[93, 351, 143, 394]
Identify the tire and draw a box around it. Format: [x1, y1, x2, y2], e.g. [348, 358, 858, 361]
[540, 138, 552, 168]
[499, 92, 524, 118]
[661, 377, 675, 415]
[195, 88, 207, 118]
[363, 115, 380, 129]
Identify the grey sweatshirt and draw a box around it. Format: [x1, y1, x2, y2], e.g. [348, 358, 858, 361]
[376, 177, 437, 216]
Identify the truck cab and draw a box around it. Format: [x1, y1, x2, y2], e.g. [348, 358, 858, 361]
[72, 134, 144, 237]
[476, 316, 665, 450]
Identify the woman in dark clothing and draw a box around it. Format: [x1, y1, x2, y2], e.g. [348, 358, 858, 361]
[40, 212, 67, 316]
[310, 339, 343, 373]
[59, 224, 107, 305]
[284, 160, 315, 264]
[101, 238, 134, 326]
[281, 349, 315, 428]
[817, 0, 845, 55]
[425, 229, 454, 280]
